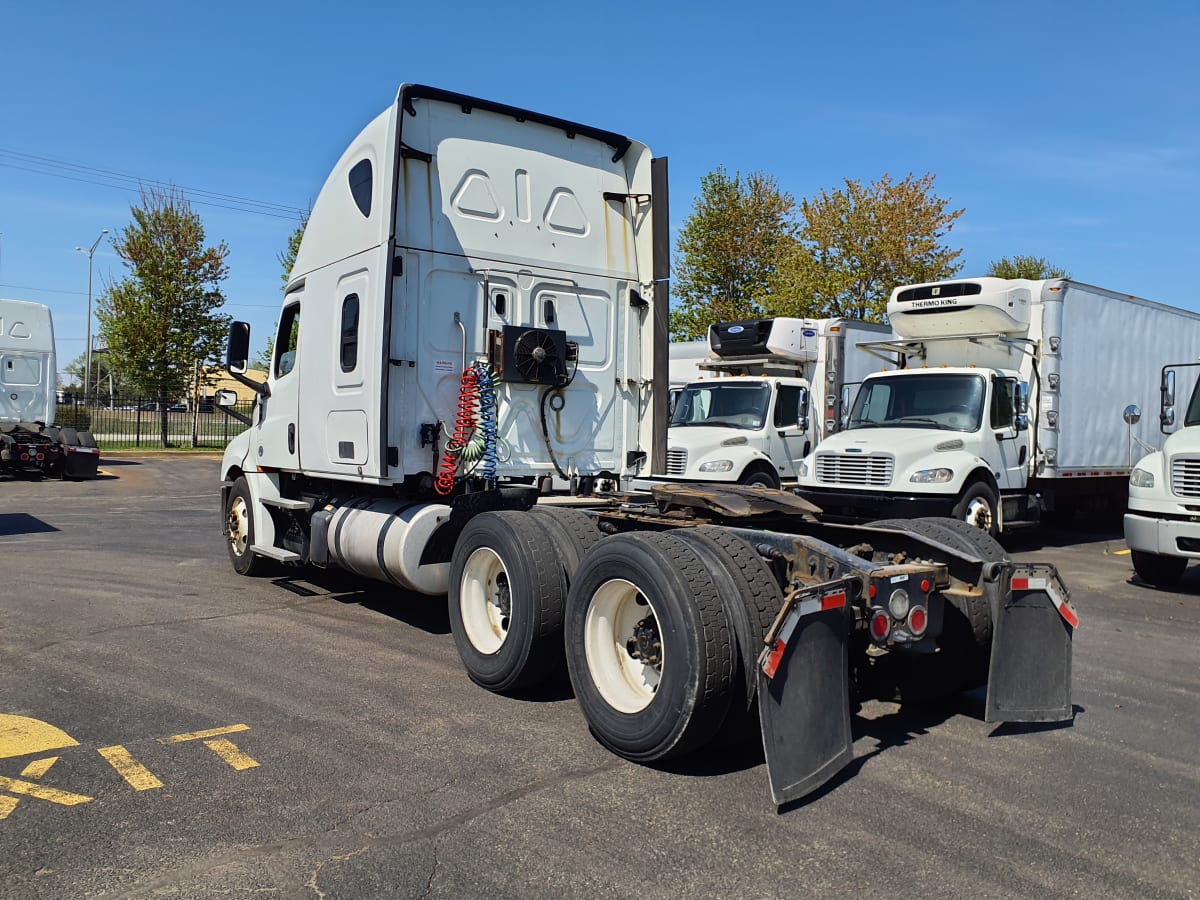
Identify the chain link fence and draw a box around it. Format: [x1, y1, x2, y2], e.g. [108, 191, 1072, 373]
[54, 396, 254, 450]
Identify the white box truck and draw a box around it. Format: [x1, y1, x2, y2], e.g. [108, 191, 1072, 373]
[0, 298, 100, 479]
[1125, 363, 1200, 586]
[218, 85, 1078, 805]
[795, 277, 1200, 534]
[661, 317, 888, 488]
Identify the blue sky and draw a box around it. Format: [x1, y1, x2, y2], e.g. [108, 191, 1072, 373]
[2, 0, 1197, 373]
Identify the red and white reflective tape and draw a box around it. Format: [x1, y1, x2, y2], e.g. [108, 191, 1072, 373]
[1011, 575, 1079, 628]
[760, 592, 847, 678]
[68, 447, 100, 455]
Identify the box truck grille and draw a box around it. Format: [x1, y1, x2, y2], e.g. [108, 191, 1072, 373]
[1170, 457, 1200, 497]
[815, 453, 894, 486]
[666, 448, 689, 476]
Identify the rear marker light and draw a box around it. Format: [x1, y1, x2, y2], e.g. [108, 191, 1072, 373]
[869, 610, 891, 643]
[868, 583, 877, 599]
[920, 578, 931, 593]
[907, 605, 928, 637]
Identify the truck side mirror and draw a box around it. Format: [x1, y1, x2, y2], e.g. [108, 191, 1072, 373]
[1015, 381, 1029, 415]
[1014, 414, 1029, 432]
[839, 386, 851, 430]
[216, 389, 239, 408]
[1161, 370, 1176, 430]
[227, 321, 251, 374]
[797, 386, 810, 432]
[1122, 404, 1141, 425]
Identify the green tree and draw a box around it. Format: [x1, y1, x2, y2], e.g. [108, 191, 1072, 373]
[254, 214, 308, 370]
[670, 168, 797, 340]
[771, 173, 965, 322]
[97, 186, 231, 446]
[987, 255, 1069, 280]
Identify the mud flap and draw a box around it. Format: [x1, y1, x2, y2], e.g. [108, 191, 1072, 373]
[757, 579, 858, 805]
[985, 563, 1077, 723]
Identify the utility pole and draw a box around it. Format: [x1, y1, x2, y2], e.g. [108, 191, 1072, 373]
[75, 229, 108, 398]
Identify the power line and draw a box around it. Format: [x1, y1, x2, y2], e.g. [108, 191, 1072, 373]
[0, 147, 309, 220]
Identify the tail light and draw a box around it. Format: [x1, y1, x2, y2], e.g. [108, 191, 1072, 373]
[907, 605, 928, 637]
[869, 609, 891, 643]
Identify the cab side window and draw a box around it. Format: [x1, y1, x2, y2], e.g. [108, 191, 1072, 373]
[275, 303, 300, 378]
[991, 378, 1016, 428]
[774, 385, 803, 428]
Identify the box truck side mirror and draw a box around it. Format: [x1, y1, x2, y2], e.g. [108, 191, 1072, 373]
[797, 386, 810, 432]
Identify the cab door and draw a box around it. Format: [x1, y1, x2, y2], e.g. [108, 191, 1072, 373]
[991, 377, 1027, 489]
[255, 296, 302, 470]
[769, 383, 812, 479]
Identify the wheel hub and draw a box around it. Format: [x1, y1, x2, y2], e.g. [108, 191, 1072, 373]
[625, 614, 662, 668]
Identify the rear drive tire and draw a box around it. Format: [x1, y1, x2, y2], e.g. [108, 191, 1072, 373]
[529, 506, 602, 585]
[673, 526, 785, 745]
[565, 531, 735, 763]
[1131, 550, 1188, 587]
[226, 476, 272, 577]
[448, 511, 567, 692]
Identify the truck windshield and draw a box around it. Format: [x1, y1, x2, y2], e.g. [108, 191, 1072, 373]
[670, 382, 771, 430]
[848, 373, 985, 433]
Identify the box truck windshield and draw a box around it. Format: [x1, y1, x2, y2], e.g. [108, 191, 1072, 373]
[849, 373, 985, 432]
[669, 381, 771, 430]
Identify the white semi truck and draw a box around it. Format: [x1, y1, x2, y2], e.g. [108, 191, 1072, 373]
[661, 317, 889, 488]
[0, 298, 100, 479]
[795, 277, 1200, 534]
[219, 85, 1078, 804]
[1125, 363, 1200, 586]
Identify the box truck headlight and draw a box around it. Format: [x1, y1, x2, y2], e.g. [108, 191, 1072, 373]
[910, 467, 953, 483]
[1130, 467, 1155, 488]
[699, 460, 734, 473]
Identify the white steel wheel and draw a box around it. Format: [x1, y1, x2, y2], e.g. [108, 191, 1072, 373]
[228, 495, 251, 558]
[458, 546, 511, 655]
[583, 579, 663, 714]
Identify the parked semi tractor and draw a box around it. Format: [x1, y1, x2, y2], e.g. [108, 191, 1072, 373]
[219, 85, 1077, 804]
[0, 298, 100, 479]
[795, 277, 1200, 534]
[660, 317, 889, 488]
[1125, 363, 1200, 586]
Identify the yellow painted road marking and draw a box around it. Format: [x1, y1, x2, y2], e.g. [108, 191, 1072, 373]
[0, 775, 92, 806]
[97, 745, 164, 790]
[20, 756, 58, 779]
[1114, 548, 1131, 555]
[159, 723, 250, 744]
[0, 714, 79, 759]
[202, 738, 259, 771]
[0, 795, 18, 820]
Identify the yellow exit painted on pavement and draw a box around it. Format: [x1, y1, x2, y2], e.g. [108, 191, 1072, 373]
[0, 714, 261, 823]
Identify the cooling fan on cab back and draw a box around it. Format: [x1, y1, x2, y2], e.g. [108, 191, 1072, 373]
[492, 325, 570, 386]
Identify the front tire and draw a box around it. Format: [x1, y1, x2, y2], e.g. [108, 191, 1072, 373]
[226, 476, 271, 577]
[954, 481, 999, 535]
[565, 531, 735, 763]
[1131, 550, 1188, 587]
[448, 511, 567, 692]
[739, 464, 781, 490]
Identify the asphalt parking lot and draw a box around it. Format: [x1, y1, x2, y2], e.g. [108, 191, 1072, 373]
[1, 457, 1198, 899]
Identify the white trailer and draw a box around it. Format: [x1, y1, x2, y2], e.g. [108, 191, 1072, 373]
[660, 317, 889, 488]
[796, 277, 1200, 533]
[219, 86, 1078, 805]
[1125, 362, 1200, 586]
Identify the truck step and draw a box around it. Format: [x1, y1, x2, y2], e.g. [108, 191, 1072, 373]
[261, 497, 312, 511]
[250, 544, 302, 562]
